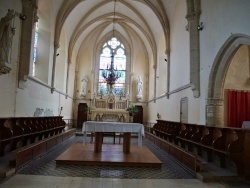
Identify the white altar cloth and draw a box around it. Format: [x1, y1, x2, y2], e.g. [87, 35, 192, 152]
[82, 121, 144, 146]
[242, 121, 250, 129]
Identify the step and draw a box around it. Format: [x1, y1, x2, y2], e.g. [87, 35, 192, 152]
[196, 162, 243, 182]
[0, 165, 15, 178]
[196, 157, 207, 172]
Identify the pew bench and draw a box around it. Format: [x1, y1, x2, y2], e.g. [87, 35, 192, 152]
[152, 120, 180, 143]
[150, 120, 247, 176]
[0, 119, 13, 156]
[0, 116, 66, 157]
[10, 128, 76, 168]
[176, 124, 245, 176]
[145, 131, 207, 174]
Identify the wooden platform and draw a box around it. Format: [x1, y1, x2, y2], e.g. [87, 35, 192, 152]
[55, 143, 162, 168]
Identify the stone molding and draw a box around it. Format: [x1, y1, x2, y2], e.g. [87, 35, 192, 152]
[0, 62, 11, 75]
[206, 98, 224, 106]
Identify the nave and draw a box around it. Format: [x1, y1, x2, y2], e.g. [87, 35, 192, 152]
[1, 135, 249, 188]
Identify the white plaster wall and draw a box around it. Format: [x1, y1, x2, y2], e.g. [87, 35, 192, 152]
[199, 0, 250, 124]
[35, 0, 53, 83]
[148, 54, 154, 100]
[0, 0, 22, 117]
[147, 0, 198, 123]
[132, 47, 147, 102]
[0, 0, 74, 119]
[68, 49, 76, 97]
[15, 79, 73, 118]
[55, 26, 67, 92]
[224, 45, 250, 90]
[157, 34, 167, 96]
[77, 47, 92, 99]
[169, 0, 189, 90]
[148, 89, 200, 124]
[15, 80, 59, 116]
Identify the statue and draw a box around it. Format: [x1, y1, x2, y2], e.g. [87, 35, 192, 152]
[80, 75, 88, 97]
[0, 10, 16, 65]
[136, 76, 143, 100]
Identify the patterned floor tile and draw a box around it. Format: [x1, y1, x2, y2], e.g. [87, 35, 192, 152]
[17, 135, 194, 179]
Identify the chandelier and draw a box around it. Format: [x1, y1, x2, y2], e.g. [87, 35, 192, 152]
[102, 0, 121, 86]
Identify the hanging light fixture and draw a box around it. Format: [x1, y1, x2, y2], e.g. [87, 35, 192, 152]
[102, 0, 121, 87]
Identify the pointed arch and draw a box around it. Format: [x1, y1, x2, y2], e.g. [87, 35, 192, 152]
[206, 34, 250, 126]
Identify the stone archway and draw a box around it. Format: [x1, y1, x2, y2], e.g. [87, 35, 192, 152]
[206, 34, 250, 126]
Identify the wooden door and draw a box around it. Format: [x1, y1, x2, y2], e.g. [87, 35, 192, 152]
[77, 103, 88, 129]
[133, 105, 143, 124]
[180, 97, 188, 123]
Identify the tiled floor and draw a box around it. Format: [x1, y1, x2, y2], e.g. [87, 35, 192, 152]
[0, 174, 228, 188]
[0, 134, 250, 187]
[16, 136, 194, 179]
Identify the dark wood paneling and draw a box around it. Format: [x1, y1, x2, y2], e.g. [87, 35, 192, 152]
[133, 105, 143, 124]
[77, 103, 88, 129]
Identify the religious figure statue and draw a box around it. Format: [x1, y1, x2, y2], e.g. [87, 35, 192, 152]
[136, 76, 143, 100]
[80, 75, 88, 97]
[0, 10, 16, 65]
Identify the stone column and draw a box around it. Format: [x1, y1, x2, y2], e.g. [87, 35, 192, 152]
[206, 98, 224, 126]
[165, 49, 170, 98]
[186, 11, 201, 98]
[19, 0, 38, 88]
[51, 42, 60, 93]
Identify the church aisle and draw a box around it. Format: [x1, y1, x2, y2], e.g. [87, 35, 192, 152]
[0, 135, 249, 187]
[0, 174, 227, 188]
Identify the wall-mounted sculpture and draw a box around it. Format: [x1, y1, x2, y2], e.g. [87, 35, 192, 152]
[0, 9, 24, 75]
[80, 75, 88, 97]
[136, 76, 143, 101]
[33, 107, 44, 117]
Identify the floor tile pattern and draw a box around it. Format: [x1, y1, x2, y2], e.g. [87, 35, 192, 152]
[17, 136, 194, 179]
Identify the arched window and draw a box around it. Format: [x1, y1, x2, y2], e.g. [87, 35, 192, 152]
[32, 21, 39, 76]
[98, 37, 126, 96]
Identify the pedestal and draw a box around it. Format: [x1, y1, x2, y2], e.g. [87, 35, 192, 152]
[123, 133, 131, 154]
[94, 132, 103, 153]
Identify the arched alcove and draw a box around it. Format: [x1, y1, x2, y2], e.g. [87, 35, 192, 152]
[207, 34, 250, 126]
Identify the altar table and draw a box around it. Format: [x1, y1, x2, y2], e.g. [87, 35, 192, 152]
[82, 121, 144, 153]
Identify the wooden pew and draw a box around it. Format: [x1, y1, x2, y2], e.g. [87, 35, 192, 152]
[148, 120, 247, 176]
[5, 118, 25, 150]
[212, 127, 244, 175]
[14, 128, 75, 168]
[0, 116, 66, 157]
[152, 120, 180, 142]
[0, 118, 13, 156]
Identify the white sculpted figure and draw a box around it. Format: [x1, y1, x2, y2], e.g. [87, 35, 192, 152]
[136, 76, 143, 100]
[80, 75, 88, 97]
[0, 10, 16, 64]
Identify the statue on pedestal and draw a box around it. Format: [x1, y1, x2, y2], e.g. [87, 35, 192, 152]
[0, 9, 17, 74]
[136, 76, 143, 100]
[80, 75, 88, 97]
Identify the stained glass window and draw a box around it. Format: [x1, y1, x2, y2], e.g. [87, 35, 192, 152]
[98, 37, 126, 96]
[32, 21, 39, 76]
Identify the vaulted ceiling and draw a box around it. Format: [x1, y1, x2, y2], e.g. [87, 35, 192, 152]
[53, 0, 177, 63]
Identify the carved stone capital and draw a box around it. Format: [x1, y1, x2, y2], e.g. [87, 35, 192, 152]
[206, 98, 224, 126]
[190, 82, 200, 98]
[186, 11, 201, 21]
[22, 0, 37, 9]
[54, 42, 60, 49]
[165, 49, 170, 55]
[51, 87, 55, 93]
[0, 62, 11, 75]
[206, 98, 224, 106]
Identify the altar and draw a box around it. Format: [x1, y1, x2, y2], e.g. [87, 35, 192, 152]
[90, 91, 130, 122]
[82, 121, 144, 153]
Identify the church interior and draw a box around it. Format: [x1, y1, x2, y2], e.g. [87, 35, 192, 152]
[1, 0, 250, 187]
